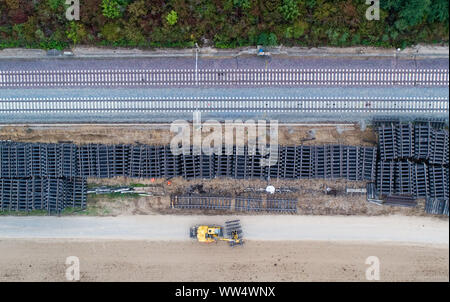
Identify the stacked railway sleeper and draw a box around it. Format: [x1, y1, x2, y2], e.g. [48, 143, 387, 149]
[171, 195, 298, 213]
[225, 220, 244, 247]
[1, 140, 376, 213]
[375, 119, 449, 215]
[0, 142, 87, 213]
[0, 177, 86, 213]
[0, 141, 376, 182]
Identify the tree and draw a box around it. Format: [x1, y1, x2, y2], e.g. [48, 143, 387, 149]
[279, 0, 300, 22]
[428, 0, 449, 23]
[382, 0, 431, 27]
[233, 0, 251, 10]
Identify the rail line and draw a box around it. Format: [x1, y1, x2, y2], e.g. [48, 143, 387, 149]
[0, 68, 448, 87]
[0, 96, 448, 114]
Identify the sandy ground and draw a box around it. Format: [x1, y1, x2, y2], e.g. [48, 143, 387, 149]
[0, 239, 447, 282]
[0, 215, 447, 282]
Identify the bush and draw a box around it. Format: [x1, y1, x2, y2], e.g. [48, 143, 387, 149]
[127, 0, 147, 19]
[285, 21, 308, 39]
[101, 22, 123, 42]
[257, 32, 278, 46]
[66, 21, 87, 44]
[166, 10, 178, 26]
[101, 0, 122, 19]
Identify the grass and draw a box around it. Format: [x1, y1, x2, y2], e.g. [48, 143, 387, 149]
[129, 183, 148, 188]
[88, 192, 141, 200]
[0, 209, 49, 216]
[61, 205, 112, 216]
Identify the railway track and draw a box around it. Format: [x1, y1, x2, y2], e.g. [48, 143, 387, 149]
[0, 96, 448, 114]
[0, 68, 448, 87]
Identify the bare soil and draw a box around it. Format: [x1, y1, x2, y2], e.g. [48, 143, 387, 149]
[0, 239, 447, 282]
[1, 124, 411, 217]
[85, 177, 429, 217]
[0, 124, 376, 146]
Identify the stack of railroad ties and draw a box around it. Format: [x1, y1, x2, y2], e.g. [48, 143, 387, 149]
[375, 119, 449, 216]
[0, 140, 377, 213]
[170, 195, 299, 213]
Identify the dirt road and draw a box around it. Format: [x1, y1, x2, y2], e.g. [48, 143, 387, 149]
[0, 215, 448, 244]
[0, 239, 447, 282]
[0, 215, 447, 282]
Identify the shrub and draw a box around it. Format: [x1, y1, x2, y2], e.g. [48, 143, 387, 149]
[166, 10, 178, 26]
[127, 0, 147, 19]
[285, 21, 308, 39]
[5, 0, 20, 10]
[66, 21, 87, 44]
[101, 22, 122, 42]
[257, 32, 278, 46]
[101, 0, 122, 19]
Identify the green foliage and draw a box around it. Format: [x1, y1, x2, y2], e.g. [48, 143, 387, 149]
[279, 0, 300, 22]
[257, 32, 278, 46]
[214, 34, 236, 48]
[233, 0, 251, 10]
[66, 21, 87, 44]
[399, 0, 431, 27]
[101, 22, 123, 42]
[285, 21, 308, 39]
[305, 0, 316, 9]
[127, 0, 147, 19]
[122, 23, 146, 45]
[166, 10, 178, 26]
[0, 0, 447, 50]
[101, 0, 122, 19]
[428, 0, 449, 23]
[47, 0, 65, 10]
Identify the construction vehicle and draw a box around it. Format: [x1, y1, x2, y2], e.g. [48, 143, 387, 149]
[190, 220, 244, 246]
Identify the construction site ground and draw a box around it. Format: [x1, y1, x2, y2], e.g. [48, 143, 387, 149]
[0, 239, 447, 282]
[0, 124, 377, 146]
[83, 177, 431, 217]
[0, 123, 439, 217]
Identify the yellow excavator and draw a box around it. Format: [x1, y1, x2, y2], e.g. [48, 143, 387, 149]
[190, 220, 244, 247]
